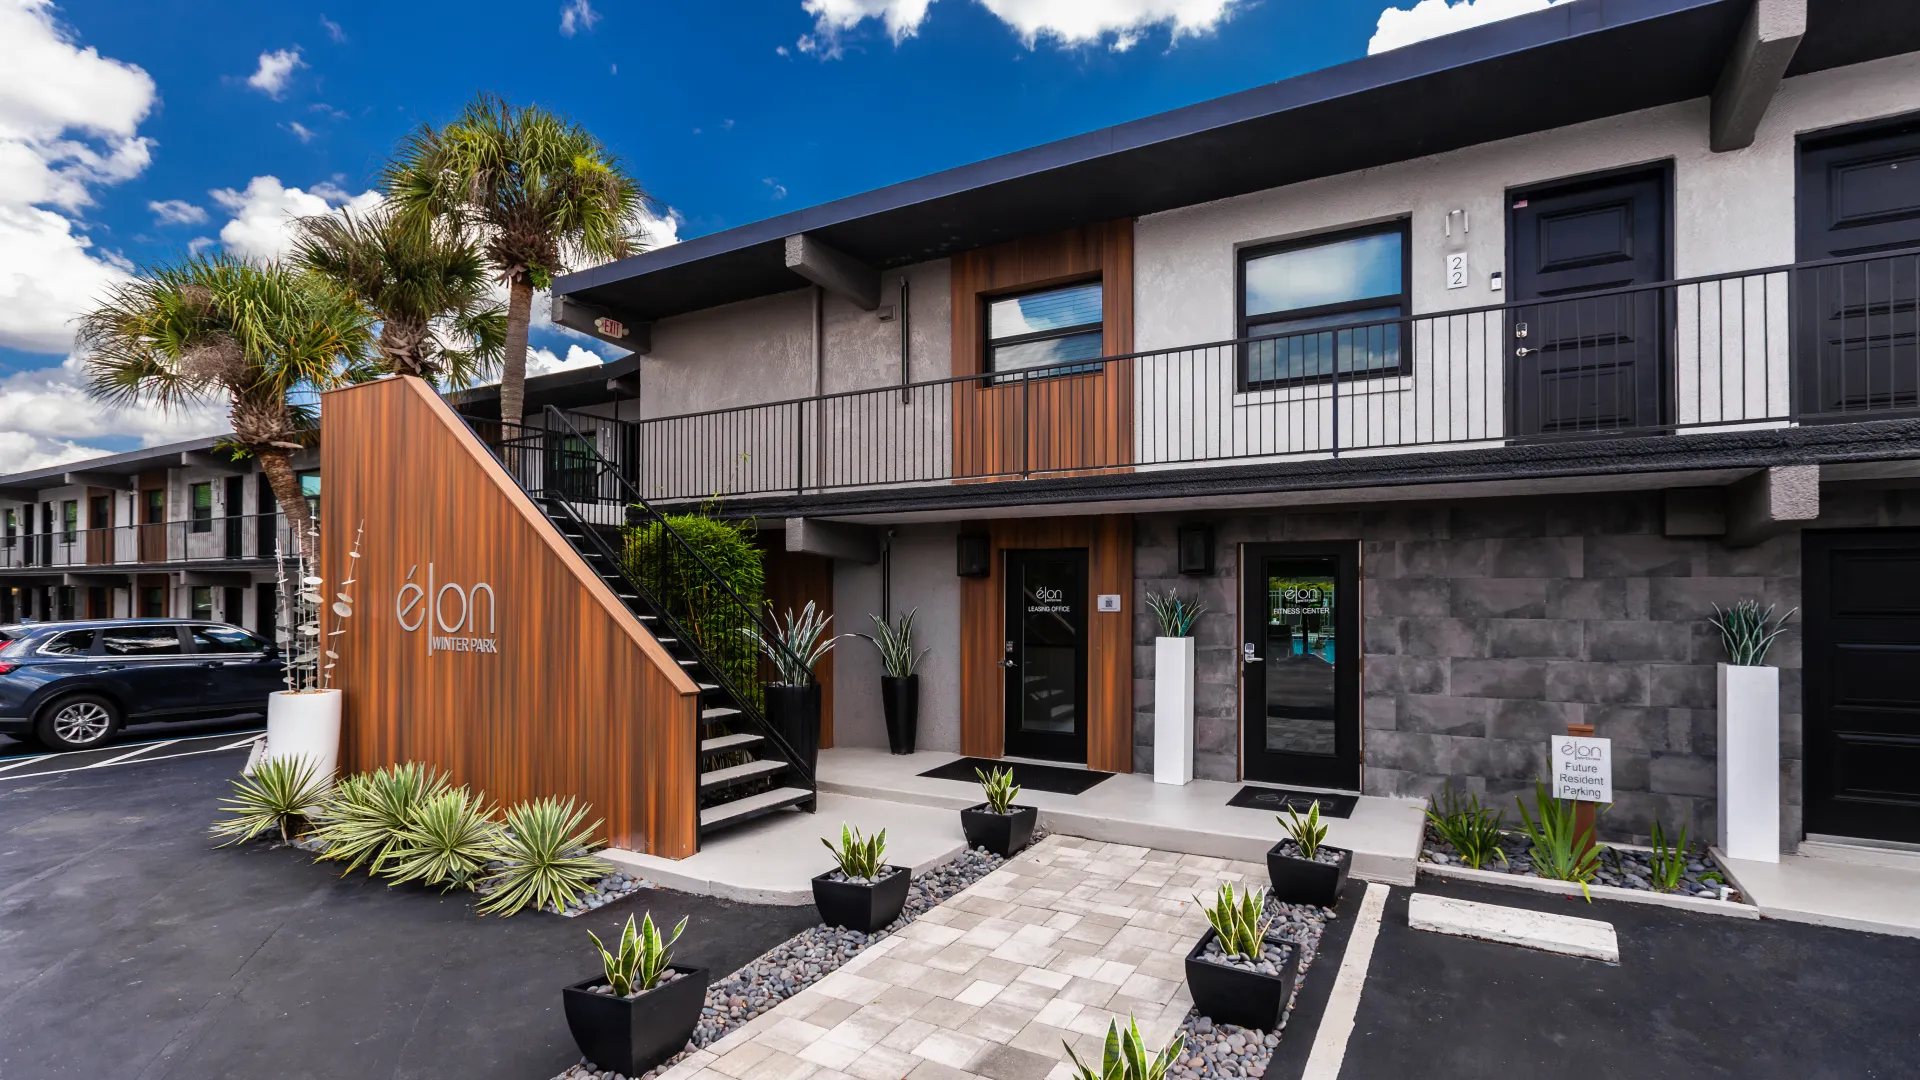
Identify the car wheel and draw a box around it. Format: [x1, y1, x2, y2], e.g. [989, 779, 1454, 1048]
[34, 694, 122, 752]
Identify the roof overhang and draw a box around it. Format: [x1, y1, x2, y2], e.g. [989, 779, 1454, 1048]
[555, 0, 1918, 324]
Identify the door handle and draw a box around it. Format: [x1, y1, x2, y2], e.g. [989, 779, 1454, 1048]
[1002, 660, 1016, 668]
[1515, 347, 1535, 357]
[101, 662, 125, 670]
[1243, 655, 1262, 663]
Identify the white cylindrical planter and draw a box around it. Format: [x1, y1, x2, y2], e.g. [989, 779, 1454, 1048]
[1717, 663, 1780, 863]
[1154, 636, 1195, 786]
[265, 689, 343, 784]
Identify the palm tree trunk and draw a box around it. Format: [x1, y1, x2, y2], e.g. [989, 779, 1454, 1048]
[257, 449, 313, 556]
[500, 276, 533, 429]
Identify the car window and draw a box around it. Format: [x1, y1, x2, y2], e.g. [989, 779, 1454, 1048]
[100, 627, 184, 657]
[38, 629, 97, 656]
[189, 626, 265, 654]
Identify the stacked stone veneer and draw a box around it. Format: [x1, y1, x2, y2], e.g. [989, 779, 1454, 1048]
[1131, 490, 1847, 849]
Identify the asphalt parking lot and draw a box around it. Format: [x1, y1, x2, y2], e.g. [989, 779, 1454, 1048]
[0, 746, 820, 1080]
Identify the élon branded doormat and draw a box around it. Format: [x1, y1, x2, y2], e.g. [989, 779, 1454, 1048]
[918, 757, 1114, 796]
[1225, 785, 1358, 818]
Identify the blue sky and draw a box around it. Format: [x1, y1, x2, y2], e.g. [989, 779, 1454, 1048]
[0, 0, 1549, 468]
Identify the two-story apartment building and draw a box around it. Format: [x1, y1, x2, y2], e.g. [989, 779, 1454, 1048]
[0, 437, 312, 632]
[511, 0, 1920, 854]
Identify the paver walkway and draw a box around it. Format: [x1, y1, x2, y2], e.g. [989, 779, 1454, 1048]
[662, 835, 1268, 1080]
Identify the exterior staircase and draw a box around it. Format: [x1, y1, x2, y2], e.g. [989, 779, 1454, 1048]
[484, 407, 817, 844]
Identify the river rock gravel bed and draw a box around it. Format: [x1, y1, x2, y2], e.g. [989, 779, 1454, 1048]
[1422, 830, 1738, 901]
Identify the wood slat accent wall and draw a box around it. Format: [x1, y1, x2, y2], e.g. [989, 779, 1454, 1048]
[949, 221, 1135, 480]
[761, 544, 836, 749]
[136, 472, 166, 564]
[320, 376, 702, 858]
[85, 487, 112, 566]
[958, 515, 1133, 773]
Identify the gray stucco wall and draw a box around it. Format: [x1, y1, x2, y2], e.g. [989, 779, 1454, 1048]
[830, 522, 964, 754]
[1128, 490, 1920, 850]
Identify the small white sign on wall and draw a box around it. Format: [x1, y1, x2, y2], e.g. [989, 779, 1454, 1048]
[1551, 735, 1612, 803]
[1096, 594, 1122, 613]
[1445, 252, 1469, 290]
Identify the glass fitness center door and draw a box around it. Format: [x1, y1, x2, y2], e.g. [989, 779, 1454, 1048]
[1240, 542, 1360, 789]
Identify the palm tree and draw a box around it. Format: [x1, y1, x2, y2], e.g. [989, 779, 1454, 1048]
[290, 206, 507, 389]
[384, 93, 647, 428]
[78, 254, 375, 549]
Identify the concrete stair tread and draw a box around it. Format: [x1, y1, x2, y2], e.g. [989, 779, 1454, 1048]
[700, 786, 812, 830]
[701, 732, 763, 755]
[701, 759, 787, 789]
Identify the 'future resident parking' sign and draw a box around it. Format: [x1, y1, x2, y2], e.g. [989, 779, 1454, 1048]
[1551, 735, 1612, 803]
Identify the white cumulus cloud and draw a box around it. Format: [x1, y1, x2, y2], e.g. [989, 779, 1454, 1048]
[1368, 0, 1570, 55]
[148, 198, 207, 225]
[246, 47, 306, 99]
[526, 343, 608, 377]
[0, 0, 156, 354]
[0, 354, 228, 471]
[559, 0, 599, 36]
[208, 175, 382, 260]
[797, 0, 1239, 56]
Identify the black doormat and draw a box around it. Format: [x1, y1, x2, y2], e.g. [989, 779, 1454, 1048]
[918, 756, 1114, 796]
[1226, 785, 1358, 818]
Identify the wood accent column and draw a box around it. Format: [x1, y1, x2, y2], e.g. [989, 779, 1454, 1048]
[320, 376, 703, 858]
[958, 515, 1133, 773]
[85, 487, 113, 566]
[136, 473, 166, 563]
[762, 544, 836, 749]
[949, 220, 1135, 480]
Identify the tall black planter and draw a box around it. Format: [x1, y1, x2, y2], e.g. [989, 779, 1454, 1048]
[881, 675, 919, 755]
[765, 682, 821, 777]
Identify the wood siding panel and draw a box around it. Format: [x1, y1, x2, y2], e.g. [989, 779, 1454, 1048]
[321, 376, 701, 858]
[762, 545, 836, 749]
[950, 221, 1135, 480]
[85, 486, 113, 566]
[137, 473, 166, 564]
[957, 515, 1133, 772]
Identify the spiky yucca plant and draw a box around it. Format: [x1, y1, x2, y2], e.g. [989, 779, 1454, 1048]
[478, 797, 609, 917]
[821, 823, 888, 881]
[1707, 600, 1796, 666]
[589, 911, 688, 996]
[860, 608, 929, 678]
[379, 786, 499, 891]
[1145, 591, 1206, 638]
[311, 762, 453, 876]
[212, 755, 329, 846]
[743, 600, 841, 686]
[976, 766, 1021, 815]
[1197, 882, 1274, 960]
[1065, 1016, 1186, 1080]
[1425, 782, 1508, 870]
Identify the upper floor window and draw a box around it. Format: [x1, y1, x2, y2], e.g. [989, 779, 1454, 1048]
[89, 495, 110, 532]
[3, 508, 14, 548]
[142, 488, 164, 524]
[1238, 223, 1409, 390]
[190, 483, 213, 533]
[60, 500, 77, 543]
[985, 281, 1104, 379]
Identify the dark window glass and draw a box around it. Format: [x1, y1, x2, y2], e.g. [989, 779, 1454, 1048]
[190, 625, 264, 653]
[61, 500, 78, 542]
[139, 586, 165, 618]
[39, 629, 96, 656]
[4, 508, 15, 548]
[143, 489, 164, 524]
[985, 282, 1104, 378]
[190, 586, 213, 620]
[1238, 225, 1409, 389]
[89, 495, 110, 531]
[190, 483, 213, 533]
[101, 627, 181, 656]
[55, 586, 74, 620]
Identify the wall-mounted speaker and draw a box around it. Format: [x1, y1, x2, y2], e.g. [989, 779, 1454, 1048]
[956, 533, 991, 577]
[1177, 523, 1214, 576]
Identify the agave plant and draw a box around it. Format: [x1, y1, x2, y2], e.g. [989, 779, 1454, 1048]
[859, 607, 929, 678]
[311, 762, 453, 876]
[1064, 1015, 1186, 1080]
[478, 797, 610, 917]
[1277, 799, 1329, 861]
[742, 601, 841, 686]
[1707, 600, 1796, 666]
[589, 911, 688, 996]
[821, 823, 888, 881]
[1196, 881, 1273, 960]
[378, 786, 500, 891]
[976, 766, 1021, 815]
[1145, 590, 1206, 638]
[211, 755, 329, 846]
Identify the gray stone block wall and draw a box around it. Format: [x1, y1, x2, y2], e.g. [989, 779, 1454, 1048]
[1129, 490, 1904, 850]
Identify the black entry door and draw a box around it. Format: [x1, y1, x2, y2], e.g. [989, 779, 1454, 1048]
[1004, 549, 1089, 762]
[1804, 530, 1920, 844]
[1241, 543, 1360, 789]
[1796, 117, 1920, 419]
[1508, 169, 1670, 437]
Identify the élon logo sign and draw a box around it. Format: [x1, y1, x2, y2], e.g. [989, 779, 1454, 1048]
[396, 564, 498, 655]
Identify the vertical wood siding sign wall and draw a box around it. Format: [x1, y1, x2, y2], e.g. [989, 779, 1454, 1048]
[321, 376, 702, 858]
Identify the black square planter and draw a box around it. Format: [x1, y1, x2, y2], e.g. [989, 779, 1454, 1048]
[1265, 842, 1352, 908]
[960, 803, 1037, 858]
[1183, 929, 1300, 1032]
[562, 964, 710, 1076]
[811, 866, 911, 933]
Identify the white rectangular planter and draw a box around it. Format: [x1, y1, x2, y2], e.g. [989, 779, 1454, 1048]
[1717, 663, 1780, 863]
[265, 688, 343, 785]
[1154, 637, 1195, 786]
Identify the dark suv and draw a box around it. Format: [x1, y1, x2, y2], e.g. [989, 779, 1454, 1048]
[0, 619, 284, 751]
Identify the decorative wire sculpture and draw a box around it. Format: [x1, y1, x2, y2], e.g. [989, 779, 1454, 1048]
[274, 520, 364, 692]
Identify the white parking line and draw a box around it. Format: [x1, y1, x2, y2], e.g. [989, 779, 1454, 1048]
[78, 740, 178, 769]
[1301, 880, 1390, 1080]
[0, 740, 252, 782]
[213, 733, 266, 752]
[0, 753, 56, 775]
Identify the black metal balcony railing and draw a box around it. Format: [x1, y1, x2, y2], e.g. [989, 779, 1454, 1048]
[506, 249, 1918, 503]
[0, 513, 297, 572]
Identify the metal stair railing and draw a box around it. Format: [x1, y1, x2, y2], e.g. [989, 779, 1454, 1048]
[526, 406, 818, 790]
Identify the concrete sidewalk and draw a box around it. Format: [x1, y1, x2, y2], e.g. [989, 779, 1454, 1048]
[1715, 841, 1920, 939]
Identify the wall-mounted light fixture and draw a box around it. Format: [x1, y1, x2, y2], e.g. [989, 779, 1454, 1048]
[1176, 523, 1214, 576]
[956, 533, 990, 577]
